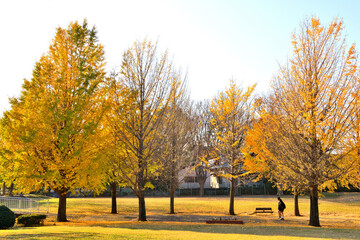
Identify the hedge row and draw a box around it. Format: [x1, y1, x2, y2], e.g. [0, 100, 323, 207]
[17, 214, 47, 227]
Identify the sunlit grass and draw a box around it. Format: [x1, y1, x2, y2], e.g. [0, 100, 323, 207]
[46, 193, 360, 218]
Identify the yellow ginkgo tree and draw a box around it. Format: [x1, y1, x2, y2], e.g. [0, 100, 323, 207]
[101, 75, 136, 214]
[244, 108, 308, 217]
[0, 20, 108, 222]
[253, 17, 359, 227]
[206, 80, 256, 215]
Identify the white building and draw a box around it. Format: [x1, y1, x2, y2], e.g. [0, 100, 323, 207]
[178, 167, 231, 189]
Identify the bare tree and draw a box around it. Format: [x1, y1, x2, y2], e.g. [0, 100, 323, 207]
[192, 101, 212, 197]
[114, 39, 177, 221]
[159, 73, 195, 214]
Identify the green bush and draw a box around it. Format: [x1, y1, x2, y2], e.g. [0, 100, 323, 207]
[0, 205, 15, 229]
[17, 214, 46, 227]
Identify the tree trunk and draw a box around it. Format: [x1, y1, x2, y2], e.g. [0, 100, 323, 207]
[9, 183, 14, 196]
[137, 130, 147, 221]
[57, 191, 68, 222]
[2, 182, 5, 196]
[195, 166, 207, 197]
[229, 177, 235, 215]
[111, 181, 117, 214]
[294, 189, 301, 216]
[169, 187, 175, 214]
[199, 181, 205, 197]
[169, 159, 176, 214]
[138, 193, 147, 221]
[309, 185, 320, 227]
[277, 184, 283, 196]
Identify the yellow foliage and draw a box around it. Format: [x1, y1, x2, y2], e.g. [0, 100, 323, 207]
[245, 17, 360, 199]
[207, 80, 256, 181]
[0, 20, 108, 196]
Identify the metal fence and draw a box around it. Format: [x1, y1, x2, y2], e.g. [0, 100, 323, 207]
[0, 197, 49, 214]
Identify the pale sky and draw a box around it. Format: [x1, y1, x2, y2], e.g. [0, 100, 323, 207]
[1, 0, 360, 115]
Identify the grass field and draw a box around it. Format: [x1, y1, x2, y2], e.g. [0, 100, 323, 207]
[1, 193, 360, 239]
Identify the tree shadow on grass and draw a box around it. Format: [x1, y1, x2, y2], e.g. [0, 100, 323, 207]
[101, 223, 360, 239]
[0, 232, 99, 240]
[3, 222, 359, 240]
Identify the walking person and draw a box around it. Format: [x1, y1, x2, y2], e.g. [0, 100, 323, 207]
[278, 197, 286, 220]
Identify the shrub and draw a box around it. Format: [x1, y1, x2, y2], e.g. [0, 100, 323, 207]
[17, 214, 47, 227]
[0, 205, 15, 229]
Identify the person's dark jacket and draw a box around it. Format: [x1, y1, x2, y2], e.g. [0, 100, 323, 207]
[278, 199, 286, 211]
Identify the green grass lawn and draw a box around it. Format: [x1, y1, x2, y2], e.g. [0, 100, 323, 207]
[1, 193, 360, 239]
